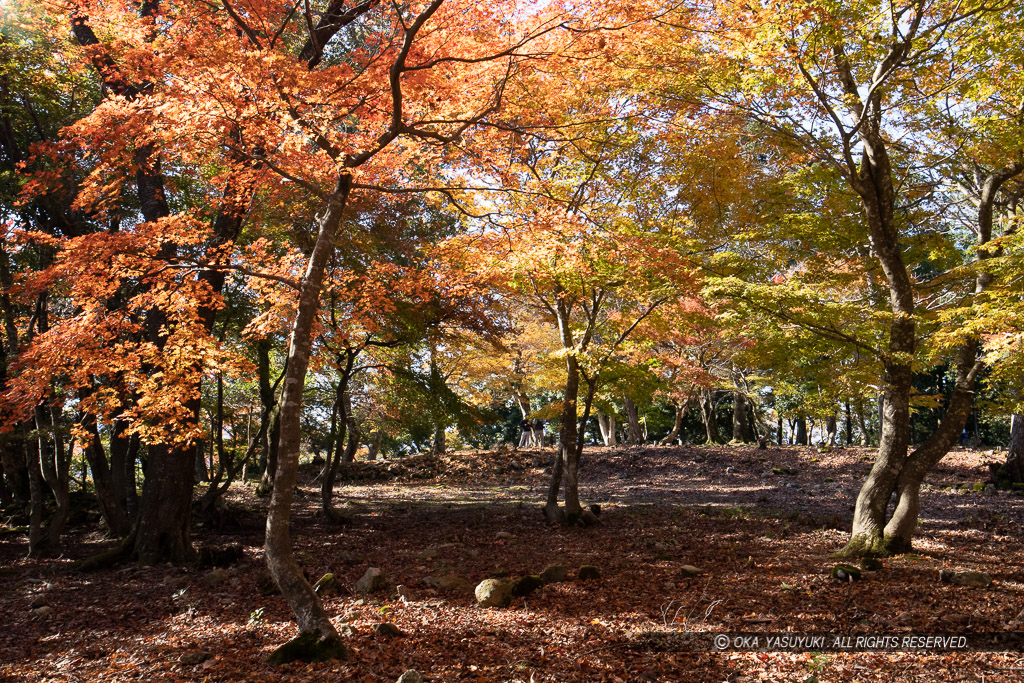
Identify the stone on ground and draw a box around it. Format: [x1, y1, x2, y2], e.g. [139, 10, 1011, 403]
[539, 565, 568, 583]
[475, 578, 514, 607]
[313, 573, 341, 596]
[511, 575, 543, 597]
[355, 567, 388, 594]
[939, 569, 992, 587]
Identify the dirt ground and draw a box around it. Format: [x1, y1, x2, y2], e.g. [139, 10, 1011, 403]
[1, 444, 1022, 682]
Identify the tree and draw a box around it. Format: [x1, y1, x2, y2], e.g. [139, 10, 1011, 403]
[61, 0, 629, 659]
[691, 0, 1024, 555]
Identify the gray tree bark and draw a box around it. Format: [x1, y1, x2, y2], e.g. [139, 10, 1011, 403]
[265, 174, 351, 648]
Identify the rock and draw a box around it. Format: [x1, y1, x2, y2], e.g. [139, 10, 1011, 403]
[417, 547, 439, 560]
[939, 569, 993, 587]
[511, 575, 543, 597]
[202, 568, 230, 587]
[395, 584, 415, 601]
[313, 573, 341, 597]
[831, 564, 861, 582]
[29, 596, 48, 609]
[539, 565, 568, 583]
[338, 623, 356, 637]
[375, 622, 405, 638]
[355, 567, 388, 594]
[772, 466, 798, 475]
[896, 611, 916, 624]
[162, 574, 188, 589]
[179, 652, 211, 665]
[475, 578, 514, 607]
[577, 565, 601, 581]
[425, 574, 473, 594]
[396, 670, 423, 683]
[267, 632, 348, 665]
[860, 558, 883, 571]
[31, 605, 53, 617]
[678, 565, 704, 578]
[495, 531, 514, 541]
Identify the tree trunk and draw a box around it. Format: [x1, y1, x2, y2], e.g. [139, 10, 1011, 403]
[843, 351, 914, 557]
[842, 153, 1021, 556]
[81, 411, 132, 536]
[856, 399, 870, 447]
[1005, 414, 1024, 482]
[47, 408, 72, 551]
[25, 434, 45, 556]
[432, 424, 446, 455]
[35, 405, 70, 553]
[845, 401, 853, 446]
[266, 174, 350, 650]
[659, 402, 686, 445]
[256, 339, 280, 494]
[732, 391, 755, 443]
[366, 432, 383, 460]
[881, 341, 982, 552]
[597, 410, 616, 446]
[624, 397, 642, 444]
[795, 417, 807, 446]
[195, 440, 209, 483]
[699, 391, 719, 444]
[545, 293, 579, 524]
[321, 364, 351, 521]
[134, 442, 196, 565]
[340, 416, 359, 463]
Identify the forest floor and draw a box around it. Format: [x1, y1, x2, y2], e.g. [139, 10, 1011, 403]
[1, 444, 1023, 682]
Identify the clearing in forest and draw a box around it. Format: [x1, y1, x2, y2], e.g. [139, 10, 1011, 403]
[1, 445, 1022, 682]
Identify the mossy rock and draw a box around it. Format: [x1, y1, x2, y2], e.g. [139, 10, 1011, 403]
[511, 575, 543, 597]
[539, 565, 568, 583]
[831, 564, 862, 582]
[772, 466, 798, 476]
[313, 573, 340, 597]
[577, 565, 601, 581]
[859, 558, 883, 571]
[267, 632, 348, 665]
